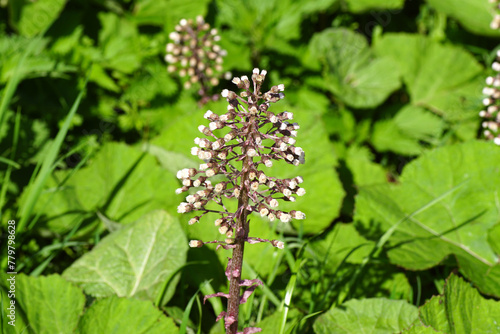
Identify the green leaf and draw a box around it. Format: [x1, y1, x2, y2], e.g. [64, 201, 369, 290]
[372, 119, 424, 155]
[98, 12, 142, 73]
[488, 223, 500, 256]
[426, 0, 500, 37]
[412, 274, 500, 333]
[77, 296, 179, 334]
[144, 144, 198, 174]
[133, 0, 211, 31]
[344, 146, 387, 186]
[355, 141, 500, 297]
[121, 61, 177, 104]
[1, 274, 85, 334]
[314, 298, 418, 333]
[373, 33, 484, 123]
[260, 102, 345, 234]
[309, 28, 401, 108]
[343, 0, 404, 13]
[9, 0, 67, 37]
[153, 96, 345, 234]
[257, 308, 300, 333]
[17, 73, 87, 232]
[89, 64, 120, 92]
[31, 142, 179, 236]
[402, 323, 444, 333]
[371, 105, 444, 155]
[63, 210, 188, 304]
[308, 223, 375, 273]
[0, 35, 69, 83]
[216, 0, 339, 54]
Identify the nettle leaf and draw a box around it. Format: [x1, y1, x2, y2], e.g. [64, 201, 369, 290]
[98, 12, 142, 74]
[406, 274, 500, 333]
[2, 274, 85, 334]
[309, 28, 401, 108]
[63, 210, 187, 305]
[0, 34, 75, 83]
[122, 61, 177, 104]
[216, 0, 338, 54]
[77, 296, 179, 334]
[132, 0, 210, 32]
[343, 0, 404, 13]
[355, 141, 500, 297]
[32, 142, 179, 236]
[373, 33, 483, 139]
[314, 298, 418, 334]
[218, 30, 253, 71]
[426, 0, 500, 37]
[8, 0, 66, 37]
[371, 105, 444, 155]
[0, 111, 51, 166]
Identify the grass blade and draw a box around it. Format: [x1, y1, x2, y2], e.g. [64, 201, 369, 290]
[0, 36, 40, 132]
[336, 181, 467, 305]
[279, 258, 306, 334]
[179, 284, 204, 334]
[0, 110, 21, 217]
[155, 261, 208, 307]
[17, 71, 90, 232]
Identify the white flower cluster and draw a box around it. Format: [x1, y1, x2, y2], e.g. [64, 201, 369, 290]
[175, 69, 306, 247]
[481, 50, 500, 145]
[491, 0, 500, 29]
[165, 16, 228, 104]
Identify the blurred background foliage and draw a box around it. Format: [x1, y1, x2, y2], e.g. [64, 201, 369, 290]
[1, 0, 500, 333]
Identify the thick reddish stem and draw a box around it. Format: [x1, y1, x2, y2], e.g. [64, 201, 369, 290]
[226, 116, 255, 334]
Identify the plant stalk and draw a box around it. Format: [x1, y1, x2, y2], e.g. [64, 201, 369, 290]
[226, 116, 254, 334]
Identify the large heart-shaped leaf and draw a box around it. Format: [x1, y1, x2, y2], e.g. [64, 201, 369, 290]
[308, 223, 375, 273]
[426, 0, 500, 37]
[371, 105, 444, 155]
[0, 274, 85, 334]
[355, 141, 500, 297]
[314, 298, 418, 333]
[216, 0, 339, 53]
[32, 142, 179, 236]
[344, 0, 404, 13]
[98, 13, 142, 74]
[373, 33, 483, 137]
[77, 296, 179, 334]
[405, 274, 500, 333]
[133, 0, 211, 32]
[63, 210, 188, 305]
[309, 28, 401, 108]
[8, 0, 66, 37]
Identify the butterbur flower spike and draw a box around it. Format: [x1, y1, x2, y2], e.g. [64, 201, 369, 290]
[481, 49, 500, 145]
[165, 16, 230, 105]
[491, 0, 500, 29]
[176, 69, 305, 334]
[484, 0, 500, 145]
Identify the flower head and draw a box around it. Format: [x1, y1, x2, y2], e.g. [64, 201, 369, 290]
[174, 69, 306, 333]
[481, 49, 500, 145]
[165, 16, 229, 105]
[175, 68, 306, 235]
